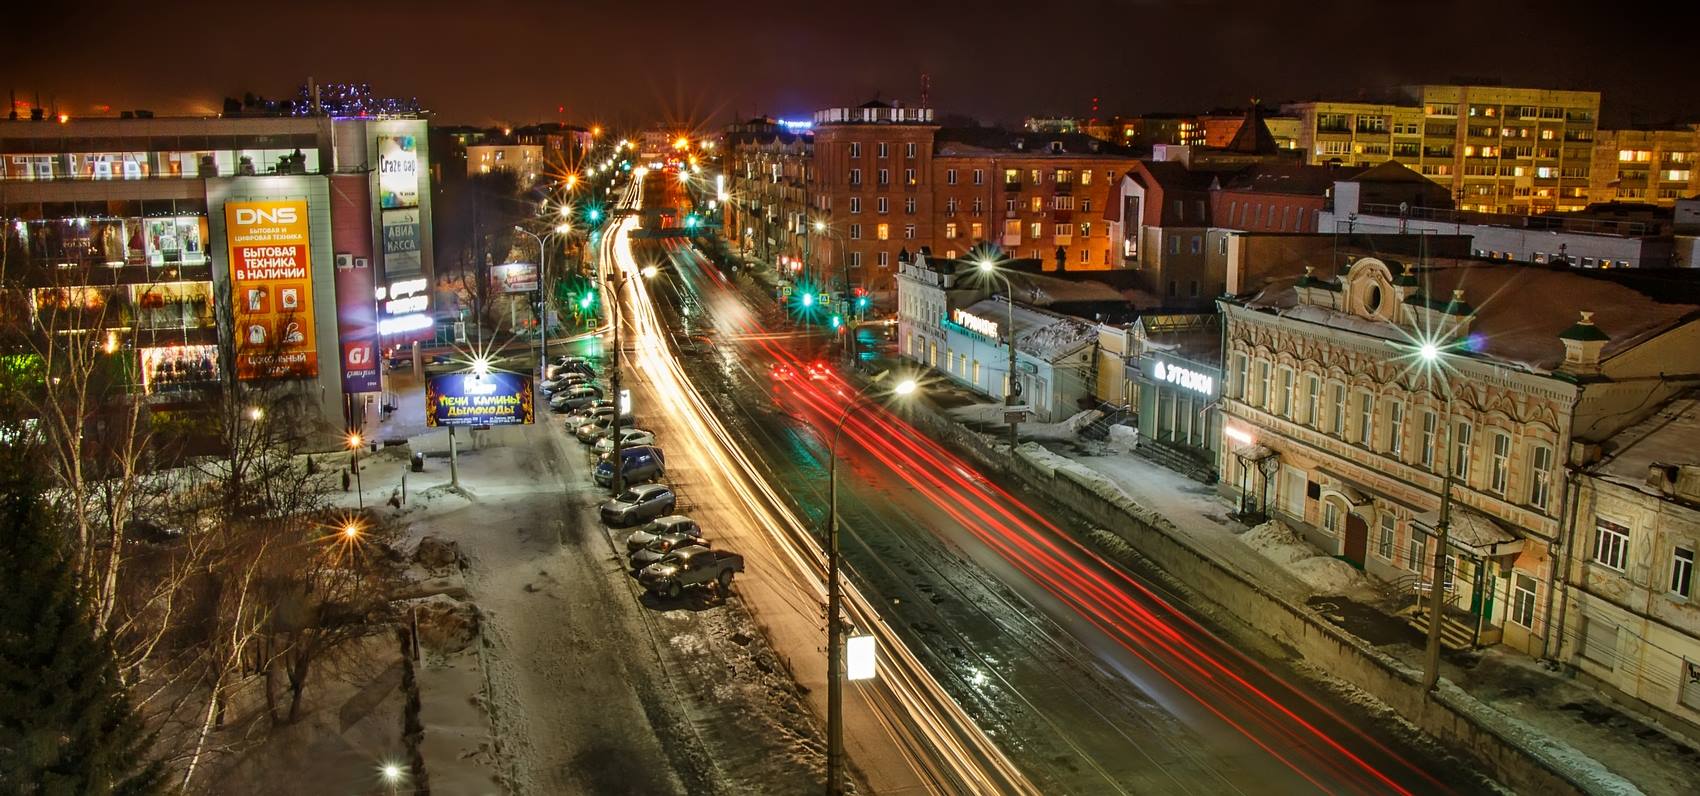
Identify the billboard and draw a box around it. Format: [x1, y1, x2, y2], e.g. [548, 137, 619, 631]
[226, 199, 318, 380]
[490, 262, 540, 293]
[381, 208, 423, 277]
[377, 134, 421, 209]
[426, 371, 534, 427]
[334, 254, 380, 393]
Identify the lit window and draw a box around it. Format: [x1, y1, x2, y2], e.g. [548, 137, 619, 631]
[944, 222, 958, 239]
[876, 223, 890, 241]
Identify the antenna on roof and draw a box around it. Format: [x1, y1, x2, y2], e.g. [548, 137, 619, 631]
[920, 74, 930, 108]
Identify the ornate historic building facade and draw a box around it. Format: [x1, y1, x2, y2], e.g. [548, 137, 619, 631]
[1218, 256, 1700, 657]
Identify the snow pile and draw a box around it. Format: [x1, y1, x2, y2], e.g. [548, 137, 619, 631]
[1288, 558, 1370, 595]
[1106, 424, 1140, 453]
[1238, 520, 1367, 595]
[1240, 520, 1313, 566]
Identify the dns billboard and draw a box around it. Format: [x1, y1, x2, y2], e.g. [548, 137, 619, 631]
[226, 199, 318, 380]
[425, 372, 534, 427]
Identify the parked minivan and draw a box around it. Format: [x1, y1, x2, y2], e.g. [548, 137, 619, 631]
[594, 445, 665, 487]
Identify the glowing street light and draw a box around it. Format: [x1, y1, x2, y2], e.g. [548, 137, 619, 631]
[247, 406, 264, 421]
[342, 521, 361, 541]
[640, 265, 660, 279]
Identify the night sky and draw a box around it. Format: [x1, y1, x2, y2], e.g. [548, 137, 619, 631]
[7, 0, 1698, 130]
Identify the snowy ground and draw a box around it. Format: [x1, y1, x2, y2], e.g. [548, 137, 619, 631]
[349, 374, 827, 795]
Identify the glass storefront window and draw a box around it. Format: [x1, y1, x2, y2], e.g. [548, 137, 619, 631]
[142, 217, 207, 266]
[139, 344, 219, 394]
[131, 281, 213, 330]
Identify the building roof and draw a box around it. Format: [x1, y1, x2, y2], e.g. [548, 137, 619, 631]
[1348, 160, 1435, 184]
[934, 128, 1139, 158]
[1222, 103, 1280, 155]
[1214, 162, 1348, 196]
[1593, 392, 1700, 496]
[1240, 263, 1700, 373]
[957, 298, 1099, 361]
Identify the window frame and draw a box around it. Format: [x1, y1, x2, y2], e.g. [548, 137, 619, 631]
[1592, 518, 1630, 572]
[1672, 545, 1695, 600]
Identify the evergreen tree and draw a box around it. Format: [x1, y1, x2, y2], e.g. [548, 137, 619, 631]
[0, 448, 168, 794]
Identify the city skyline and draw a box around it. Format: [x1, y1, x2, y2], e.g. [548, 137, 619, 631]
[6, 0, 1700, 128]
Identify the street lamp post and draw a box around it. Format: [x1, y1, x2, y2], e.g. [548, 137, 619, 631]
[824, 375, 917, 795]
[977, 258, 1021, 451]
[347, 431, 364, 509]
[1415, 340, 1457, 692]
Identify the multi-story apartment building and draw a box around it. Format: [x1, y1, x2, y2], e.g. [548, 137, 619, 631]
[1218, 257, 1700, 658]
[721, 117, 815, 277]
[0, 112, 437, 432]
[811, 101, 939, 288]
[722, 101, 1138, 294]
[1590, 127, 1700, 206]
[929, 130, 1137, 271]
[1285, 85, 1602, 215]
[1560, 392, 1700, 734]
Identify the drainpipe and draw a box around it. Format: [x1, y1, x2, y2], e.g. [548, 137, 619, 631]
[1543, 466, 1585, 665]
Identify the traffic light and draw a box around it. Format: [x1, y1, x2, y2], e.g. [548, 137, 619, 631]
[855, 296, 870, 311]
[829, 314, 842, 330]
[586, 207, 603, 223]
[801, 293, 814, 308]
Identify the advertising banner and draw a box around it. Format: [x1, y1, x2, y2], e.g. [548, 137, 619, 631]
[381, 209, 423, 277]
[426, 371, 534, 427]
[226, 199, 318, 380]
[334, 254, 380, 393]
[490, 262, 540, 293]
[377, 134, 421, 209]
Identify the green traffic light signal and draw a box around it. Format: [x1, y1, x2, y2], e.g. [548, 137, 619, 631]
[801, 293, 814, 308]
[830, 315, 842, 329]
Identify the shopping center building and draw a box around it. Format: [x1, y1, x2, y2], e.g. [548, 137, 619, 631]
[0, 112, 435, 435]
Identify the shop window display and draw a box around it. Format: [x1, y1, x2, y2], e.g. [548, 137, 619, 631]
[140, 344, 219, 393]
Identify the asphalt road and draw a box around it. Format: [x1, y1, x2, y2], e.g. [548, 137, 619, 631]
[644, 239, 1493, 795]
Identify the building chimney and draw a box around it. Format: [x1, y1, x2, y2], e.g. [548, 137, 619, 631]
[1558, 310, 1610, 376]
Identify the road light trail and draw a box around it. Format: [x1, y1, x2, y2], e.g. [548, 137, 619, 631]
[596, 180, 1038, 795]
[659, 240, 1457, 795]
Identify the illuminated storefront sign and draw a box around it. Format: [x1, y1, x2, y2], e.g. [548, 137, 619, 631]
[381, 208, 422, 277]
[334, 254, 380, 393]
[377, 135, 420, 209]
[426, 371, 534, 427]
[226, 199, 318, 380]
[951, 308, 999, 338]
[1149, 358, 1216, 397]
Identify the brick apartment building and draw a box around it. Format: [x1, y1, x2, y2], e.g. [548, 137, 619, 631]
[722, 100, 1139, 294]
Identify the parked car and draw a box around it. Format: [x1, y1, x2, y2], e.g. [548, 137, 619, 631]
[543, 372, 596, 394]
[550, 385, 603, 411]
[594, 445, 664, 486]
[637, 546, 745, 598]
[576, 413, 637, 443]
[594, 428, 656, 455]
[625, 515, 701, 553]
[628, 533, 709, 571]
[564, 401, 615, 427]
[600, 484, 677, 527]
[548, 358, 596, 379]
